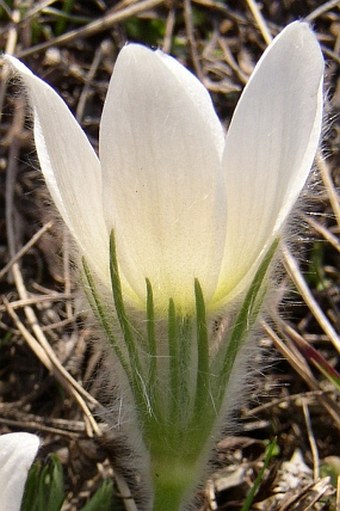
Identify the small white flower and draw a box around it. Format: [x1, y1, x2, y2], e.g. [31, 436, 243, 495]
[0, 432, 40, 511]
[5, 22, 323, 314]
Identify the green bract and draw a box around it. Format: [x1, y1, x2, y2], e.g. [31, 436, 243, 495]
[82, 234, 278, 509]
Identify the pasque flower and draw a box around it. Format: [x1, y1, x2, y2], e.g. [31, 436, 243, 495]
[5, 22, 323, 315]
[0, 432, 40, 511]
[5, 21, 324, 510]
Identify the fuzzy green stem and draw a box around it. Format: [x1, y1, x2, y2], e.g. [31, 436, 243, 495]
[151, 457, 197, 511]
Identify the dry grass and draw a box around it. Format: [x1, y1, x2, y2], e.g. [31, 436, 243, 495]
[0, 1, 339, 510]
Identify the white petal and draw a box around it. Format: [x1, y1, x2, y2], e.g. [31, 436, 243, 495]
[155, 49, 225, 158]
[214, 22, 324, 305]
[0, 432, 39, 511]
[100, 44, 226, 312]
[5, 56, 109, 284]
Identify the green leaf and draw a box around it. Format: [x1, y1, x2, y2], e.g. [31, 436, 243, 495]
[21, 455, 65, 511]
[192, 279, 210, 421]
[123, 17, 165, 46]
[109, 231, 150, 417]
[21, 461, 41, 511]
[54, 0, 75, 36]
[146, 278, 157, 390]
[43, 455, 64, 511]
[80, 480, 114, 511]
[320, 457, 340, 487]
[109, 232, 140, 368]
[240, 438, 279, 511]
[306, 241, 329, 291]
[215, 239, 279, 408]
[81, 256, 130, 379]
[168, 297, 180, 420]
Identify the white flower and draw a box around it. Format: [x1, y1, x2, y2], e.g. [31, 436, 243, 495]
[5, 22, 323, 315]
[0, 432, 40, 511]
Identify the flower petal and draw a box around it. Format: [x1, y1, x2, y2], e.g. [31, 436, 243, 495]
[5, 56, 109, 283]
[155, 49, 225, 158]
[0, 432, 39, 511]
[99, 44, 227, 312]
[214, 22, 324, 305]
